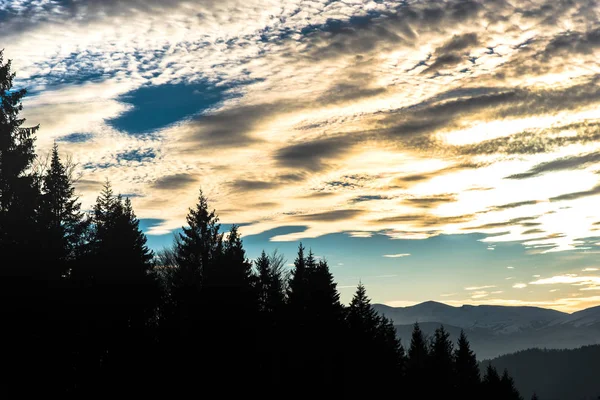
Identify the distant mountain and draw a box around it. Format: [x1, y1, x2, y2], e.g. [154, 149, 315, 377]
[482, 345, 600, 400]
[374, 302, 600, 359]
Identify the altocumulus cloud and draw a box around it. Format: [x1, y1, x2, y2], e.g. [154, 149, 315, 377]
[3, 0, 600, 255]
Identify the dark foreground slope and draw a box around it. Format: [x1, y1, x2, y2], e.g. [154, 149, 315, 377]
[481, 345, 600, 400]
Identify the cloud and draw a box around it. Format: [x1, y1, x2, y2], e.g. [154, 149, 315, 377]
[506, 152, 600, 180]
[404, 194, 457, 209]
[549, 184, 600, 202]
[292, 209, 365, 222]
[434, 33, 480, 55]
[464, 285, 496, 290]
[274, 135, 357, 171]
[512, 283, 527, 289]
[583, 268, 599, 272]
[5, 0, 600, 255]
[530, 275, 600, 285]
[383, 253, 411, 258]
[152, 174, 197, 190]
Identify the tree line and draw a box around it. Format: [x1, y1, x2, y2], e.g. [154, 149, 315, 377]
[0, 51, 525, 398]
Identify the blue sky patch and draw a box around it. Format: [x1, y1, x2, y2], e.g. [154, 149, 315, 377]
[107, 81, 233, 135]
[58, 132, 93, 143]
[116, 148, 156, 163]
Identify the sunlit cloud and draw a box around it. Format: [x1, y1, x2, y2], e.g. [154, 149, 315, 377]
[513, 283, 528, 289]
[464, 285, 496, 291]
[3, 0, 600, 309]
[530, 275, 600, 285]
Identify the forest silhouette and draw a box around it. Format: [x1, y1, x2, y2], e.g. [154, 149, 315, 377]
[0, 51, 525, 398]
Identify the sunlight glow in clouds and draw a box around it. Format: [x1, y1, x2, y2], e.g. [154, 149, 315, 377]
[4, 0, 600, 310]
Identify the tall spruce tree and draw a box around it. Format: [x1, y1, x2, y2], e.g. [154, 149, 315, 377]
[500, 368, 523, 400]
[0, 51, 40, 269]
[254, 250, 287, 389]
[159, 189, 225, 396]
[166, 189, 223, 343]
[287, 243, 307, 316]
[346, 283, 404, 396]
[0, 51, 43, 396]
[255, 250, 286, 316]
[430, 326, 455, 398]
[455, 330, 481, 400]
[39, 143, 87, 279]
[482, 364, 503, 400]
[75, 181, 158, 396]
[406, 322, 430, 397]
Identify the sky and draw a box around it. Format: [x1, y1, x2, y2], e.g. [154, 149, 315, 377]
[3, 0, 600, 312]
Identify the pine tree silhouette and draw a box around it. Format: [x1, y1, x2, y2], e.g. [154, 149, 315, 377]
[430, 325, 455, 398]
[346, 283, 405, 396]
[482, 363, 503, 400]
[500, 368, 524, 400]
[254, 250, 287, 390]
[74, 181, 158, 396]
[0, 51, 44, 396]
[39, 143, 88, 280]
[406, 322, 430, 398]
[455, 330, 481, 400]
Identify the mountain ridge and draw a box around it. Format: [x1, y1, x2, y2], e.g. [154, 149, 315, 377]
[373, 301, 600, 359]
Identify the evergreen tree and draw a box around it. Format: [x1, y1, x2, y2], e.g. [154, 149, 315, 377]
[255, 249, 286, 316]
[0, 51, 43, 396]
[500, 368, 523, 400]
[482, 364, 503, 400]
[346, 283, 405, 396]
[376, 314, 405, 377]
[347, 283, 380, 338]
[287, 242, 307, 317]
[430, 325, 455, 397]
[531, 393, 539, 400]
[0, 50, 40, 267]
[165, 189, 223, 347]
[254, 250, 287, 389]
[39, 143, 87, 279]
[455, 330, 481, 400]
[406, 322, 430, 398]
[175, 189, 222, 281]
[75, 181, 158, 396]
[158, 190, 225, 395]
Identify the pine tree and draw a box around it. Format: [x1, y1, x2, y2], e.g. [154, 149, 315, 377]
[455, 330, 481, 400]
[175, 189, 222, 280]
[287, 242, 307, 316]
[39, 143, 87, 279]
[347, 283, 380, 338]
[376, 314, 405, 378]
[254, 250, 287, 389]
[0, 50, 40, 269]
[482, 364, 503, 400]
[158, 190, 224, 396]
[307, 258, 343, 324]
[500, 368, 523, 400]
[430, 325, 455, 398]
[75, 181, 158, 396]
[346, 283, 405, 396]
[0, 52, 43, 396]
[531, 393, 539, 400]
[166, 189, 223, 341]
[406, 322, 430, 398]
[255, 250, 285, 316]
